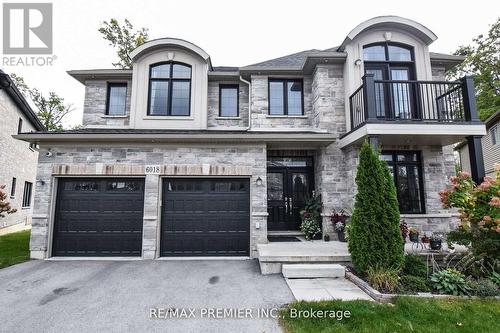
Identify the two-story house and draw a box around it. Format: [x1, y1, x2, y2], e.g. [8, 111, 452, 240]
[18, 16, 486, 260]
[0, 70, 45, 232]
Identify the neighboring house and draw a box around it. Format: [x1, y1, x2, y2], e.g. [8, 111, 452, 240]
[456, 110, 500, 177]
[0, 71, 45, 230]
[17, 16, 486, 260]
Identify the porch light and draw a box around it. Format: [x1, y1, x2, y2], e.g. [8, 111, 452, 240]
[0, 72, 11, 89]
[255, 176, 263, 187]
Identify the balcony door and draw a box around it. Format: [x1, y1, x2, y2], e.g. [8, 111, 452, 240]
[364, 43, 417, 120]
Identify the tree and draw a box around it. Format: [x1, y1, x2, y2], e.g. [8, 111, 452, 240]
[348, 142, 404, 274]
[98, 18, 149, 69]
[10, 74, 73, 131]
[0, 185, 17, 218]
[447, 18, 500, 121]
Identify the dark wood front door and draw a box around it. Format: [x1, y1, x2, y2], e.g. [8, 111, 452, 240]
[267, 167, 313, 231]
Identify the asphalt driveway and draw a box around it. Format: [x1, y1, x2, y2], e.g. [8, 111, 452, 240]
[0, 259, 294, 333]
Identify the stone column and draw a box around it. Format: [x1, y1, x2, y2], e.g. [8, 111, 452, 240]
[142, 174, 160, 259]
[30, 162, 53, 259]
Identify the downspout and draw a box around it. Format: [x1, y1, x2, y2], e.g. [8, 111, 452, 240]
[239, 75, 252, 131]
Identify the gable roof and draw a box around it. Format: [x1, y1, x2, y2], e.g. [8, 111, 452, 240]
[244, 49, 320, 69]
[0, 70, 45, 131]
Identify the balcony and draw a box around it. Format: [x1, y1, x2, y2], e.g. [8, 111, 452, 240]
[340, 74, 486, 148]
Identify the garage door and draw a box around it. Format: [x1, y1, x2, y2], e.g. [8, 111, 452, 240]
[52, 178, 145, 257]
[161, 178, 250, 257]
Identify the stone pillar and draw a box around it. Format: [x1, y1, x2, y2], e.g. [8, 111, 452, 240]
[30, 162, 53, 259]
[142, 174, 160, 259]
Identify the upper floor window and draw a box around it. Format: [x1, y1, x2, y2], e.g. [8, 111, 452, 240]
[219, 84, 239, 117]
[148, 62, 191, 116]
[363, 43, 413, 62]
[106, 83, 127, 115]
[491, 124, 499, 145]
[268, 79, 303, 116]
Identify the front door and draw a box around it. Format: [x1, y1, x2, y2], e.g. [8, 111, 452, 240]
[267, 157, 314, 231]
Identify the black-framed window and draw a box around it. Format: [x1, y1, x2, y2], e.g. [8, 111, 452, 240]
[268, 79, 303, 115]
[22, 181, 32, 208]
[148, 62, 191, 116]
[363, 43, 413, 62]
[219, 84, 239, 117]
[10, 177, 16, 197]
[106, 83, 127, 115]
[18, 118, 23, 134]
[380, 151, 425, 214]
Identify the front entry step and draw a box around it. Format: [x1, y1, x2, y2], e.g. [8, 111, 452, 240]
[282, 264, 345, 278]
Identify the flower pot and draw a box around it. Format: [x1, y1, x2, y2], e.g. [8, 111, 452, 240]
[324, 234, 330, 242]
[430, 239, 442, 250]
[409, 233, 419, 243]
[337, 231, 346, 242]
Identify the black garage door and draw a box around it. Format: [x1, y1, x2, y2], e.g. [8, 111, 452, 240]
[52, 178, 145, 257]
[161, 178, 250, 256]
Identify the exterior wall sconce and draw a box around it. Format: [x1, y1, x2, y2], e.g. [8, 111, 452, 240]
[36, 179, 45, 186]
[354, 58, 362, 66]
[255, 176, 263, 187]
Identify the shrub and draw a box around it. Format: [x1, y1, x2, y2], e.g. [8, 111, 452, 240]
[367, 266, 400, 293]
[300, 192, 322, 240]
[430, 268, 472, 296]
[401, 254, 428, 278]
[399, 275, 431, 293]
[439, 165, 500, 264]
[348, 142, 404, 273]
[490, 271, 500, 286]
[471, 279, 500, 297]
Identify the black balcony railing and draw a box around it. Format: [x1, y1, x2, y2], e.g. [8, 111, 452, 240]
[349, 74, 480, 130]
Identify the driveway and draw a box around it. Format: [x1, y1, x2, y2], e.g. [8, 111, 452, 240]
[0, 259, 294, 333]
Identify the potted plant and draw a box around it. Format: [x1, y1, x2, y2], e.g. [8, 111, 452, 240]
[409, 227, 419, 242]
[330, 209, 349, 242]
[421, 234, 430, 244]
[429, 232, 443, 250]
[400, 220, 409, 242]
[300, 192, 322, 241]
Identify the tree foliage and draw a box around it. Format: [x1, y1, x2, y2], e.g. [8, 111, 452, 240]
[348, 142, 404, 274]
[447, 18, 500, 121]
[98, 18, 149, 69]
[0, 185, 17, 218]
[10, 74, 73, 131]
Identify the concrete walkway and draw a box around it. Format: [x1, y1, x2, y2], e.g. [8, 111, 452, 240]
[285, 278, 373, 302]
[0, 223, 31, 236]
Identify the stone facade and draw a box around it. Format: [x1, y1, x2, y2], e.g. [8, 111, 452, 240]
[0, 90, 38, 229]
[30, 144, 267, 259]
[207, 80, 249, 128]
[82, 80, 131, 127]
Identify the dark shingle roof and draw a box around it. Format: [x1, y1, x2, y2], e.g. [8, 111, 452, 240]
[212, 66, 239, 72]
[245, 49, 320, 68]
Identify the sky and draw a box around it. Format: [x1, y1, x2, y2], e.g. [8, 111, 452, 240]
[1, 0, 499, 127]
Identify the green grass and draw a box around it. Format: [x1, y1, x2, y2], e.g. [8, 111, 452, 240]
[281, 297, 500, 333]
[0, 230, 31, 269]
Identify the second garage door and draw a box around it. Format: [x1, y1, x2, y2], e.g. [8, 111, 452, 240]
[161, 178, 250, 257]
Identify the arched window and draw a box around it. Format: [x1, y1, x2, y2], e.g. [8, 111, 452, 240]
[148, 62, 191, 116]
[363, 43, 415, 119]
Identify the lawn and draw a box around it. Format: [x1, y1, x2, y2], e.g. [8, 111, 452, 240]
[0, 230, 31, 269]
[281, 296, 500, 333]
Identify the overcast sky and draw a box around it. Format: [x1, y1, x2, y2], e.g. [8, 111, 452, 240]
[1, 0, 499, 127]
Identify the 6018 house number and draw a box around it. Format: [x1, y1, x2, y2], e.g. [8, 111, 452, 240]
[145, 165, 161, 174]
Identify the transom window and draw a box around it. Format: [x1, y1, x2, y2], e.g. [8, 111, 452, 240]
[268, 79, 303, 115]
[363, 43, 413, 62]
[106, 83, 127, 115]
[148, 62, 192, 116]
[219, 84, 239, 117]
[380, 151, 425, 214]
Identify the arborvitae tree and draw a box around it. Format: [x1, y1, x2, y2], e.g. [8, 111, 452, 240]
[348, 142, 404, 273]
